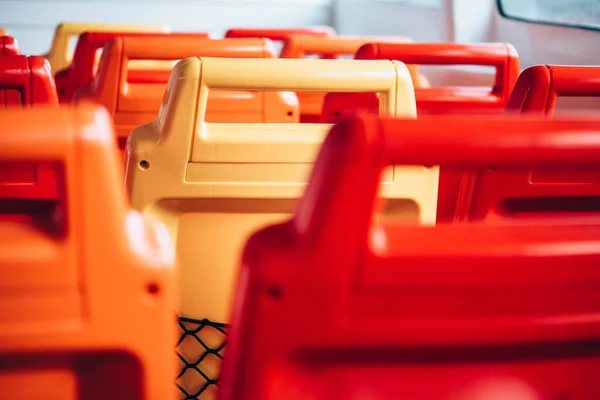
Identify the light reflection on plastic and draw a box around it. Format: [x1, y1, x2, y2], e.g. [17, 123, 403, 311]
[126, 210, 175, 269]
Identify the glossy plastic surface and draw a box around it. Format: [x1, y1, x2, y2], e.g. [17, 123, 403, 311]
[0, 56, 59, 201]
[41, 22, 167, 74]
[0, 55, 58, 107]
[1, 36, 19, 56]
[55, 31, 210, 102]
[0, 104, 177, 400]
[443, 64, 600, 223]
[220, 115, 600, 400]
[507, 65, 600, 115]
[74, 36, 297, 153]
[279, 35, 424, 122]
[321, 42, 520, 223]
[125, 56, 432, 399]
[322, 42, 520, 121]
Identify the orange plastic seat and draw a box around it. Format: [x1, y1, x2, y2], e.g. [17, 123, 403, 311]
[55, 31, 210, 103]
[74, 35, 298, 153]
[1, 35, 19, 56]
[322, 42, 520, 122]
[220, 115, 600, 400]
[224, 26, 335, 42]
[0, 55, 58, 108]
[279, 35, 425, 122]
[0, 104, 177, 400]
[41, 22, 168, 74]
[444, 65, 600, 223]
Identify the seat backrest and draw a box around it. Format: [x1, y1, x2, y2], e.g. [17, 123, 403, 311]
[321, 42, 520, 223]
[75, 36, 297, 152]
[322, 42, 520, 123]
[0, 56, 59, 201]
[0, 104, 177, 400]
[220, 115, 600, 400]
[56, 31, 210, 103]
[1, 35, 19, 56]
[507, 65, 600, 115]
[224, 26, 335, 41]
[41, 22, 168, 73]
[125, 56, 430, 400]
[279, 35, 424, 122]
[450, 65, 600, 223]
[0, 55, 58, 108]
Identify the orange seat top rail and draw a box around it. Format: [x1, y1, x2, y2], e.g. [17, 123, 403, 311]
[74, 35, 298, 151]
[0, 104, 177, 400]
[220, 115, 600, 400]
[322, 42, 521, 123]
[55, 31, 210, 102]
[224, 26, 336, 41]
[279, 35, 420, 122]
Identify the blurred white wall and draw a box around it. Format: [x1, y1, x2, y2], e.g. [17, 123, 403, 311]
[0, 0, 333, 55]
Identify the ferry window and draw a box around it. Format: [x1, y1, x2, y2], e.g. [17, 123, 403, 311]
[498, 0, 600, 30]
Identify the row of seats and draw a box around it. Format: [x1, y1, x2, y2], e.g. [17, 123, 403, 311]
[2, 22, 600, 400]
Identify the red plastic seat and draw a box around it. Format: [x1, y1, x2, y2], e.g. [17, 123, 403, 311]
[220, 115, 600, 400]
[1, 35, 19, 56]
[319, 42, 520, 223]
[54, 31, 210, 102]
[507, 65, 600, 116]
[321, 42, 520, 122]
[447, 66, 600, 223]
[0, 56, 59, 204]
[0, 55, 58, 107]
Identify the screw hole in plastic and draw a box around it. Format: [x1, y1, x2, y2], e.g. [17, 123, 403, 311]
[139, 160, 150, 170]
[146, 282, 160, 296]
[266, 285, 283, 300]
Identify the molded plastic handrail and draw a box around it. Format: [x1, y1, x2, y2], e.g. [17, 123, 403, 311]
[57, 31, 210, 102]
[280, 35, 425, 121]
[83, 36, 279, 114]
[197, 57, 404, 92]
[280, 35, 412, 58]
[148, 57, 414, 166]
[507, 65, 600, 115]
[0, 56, 58, 106]
[1, 36, 19, 56]
[297, 116, 600, 240]
[356, 42, 520, 104]
[224, 26, 335, 41]
[170, 57, 415, 164]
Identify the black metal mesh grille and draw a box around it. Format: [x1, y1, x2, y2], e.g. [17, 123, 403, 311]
[176, 316, 228, 399]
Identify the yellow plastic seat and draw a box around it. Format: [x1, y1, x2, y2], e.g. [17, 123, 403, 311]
[124, 57, 438, 398]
